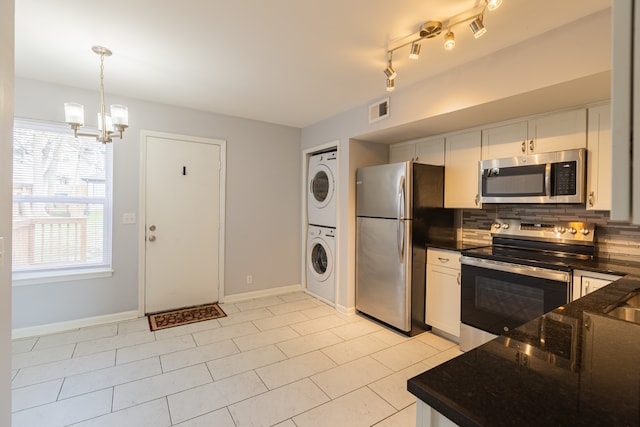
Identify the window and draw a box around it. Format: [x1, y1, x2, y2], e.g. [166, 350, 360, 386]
[12, 119, 113, 283]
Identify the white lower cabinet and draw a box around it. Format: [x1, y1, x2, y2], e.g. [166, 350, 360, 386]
[572, 269, 622, 301]
[426, 248, 461, 339]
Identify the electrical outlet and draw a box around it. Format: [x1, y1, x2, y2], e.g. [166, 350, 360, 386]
[246, 275, 253, 284]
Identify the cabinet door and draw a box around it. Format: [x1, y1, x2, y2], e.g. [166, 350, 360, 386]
[426, 253, 461, 338]
[444, 130, 482, 208]
[528, 109, 587, 154]
[481, 121, 528, 159]
[415, 136, 445, 165]
[582, 276, 614, 297]
[586, 104, 612, 211]
[389, 144, 415, 163]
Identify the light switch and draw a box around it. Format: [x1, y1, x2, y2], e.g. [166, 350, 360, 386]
[122, 213, 136, 224]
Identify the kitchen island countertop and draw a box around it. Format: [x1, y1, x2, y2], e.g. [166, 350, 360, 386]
[408, 274, 640, 426]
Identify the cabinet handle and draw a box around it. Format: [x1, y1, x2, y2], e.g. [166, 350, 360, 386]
[588, 192, 594, 207]
[474, 194, 479, 206]
[521, 141, 526, 153]
[457, 272, 461, 285]
[438, 257, 450, 263]
[529, 140, 534, 153]
[415, 156, 419, 162]
[585, 280, 590, 294]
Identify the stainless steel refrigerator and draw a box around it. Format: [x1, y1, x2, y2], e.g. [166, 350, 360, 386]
[355, 162, 454, 335]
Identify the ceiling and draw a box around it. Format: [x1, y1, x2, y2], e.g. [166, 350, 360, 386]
[14, 0, 612, 129]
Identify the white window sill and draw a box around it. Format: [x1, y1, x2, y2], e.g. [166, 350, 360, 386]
[12, 268, 114, 287]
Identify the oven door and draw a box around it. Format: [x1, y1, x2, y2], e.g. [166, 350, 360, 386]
[460, 256, 570, 336]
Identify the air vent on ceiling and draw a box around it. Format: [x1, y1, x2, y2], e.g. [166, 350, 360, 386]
[369, 97, 390, 123]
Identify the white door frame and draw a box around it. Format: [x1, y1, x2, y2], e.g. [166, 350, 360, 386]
[138, 130, 227, 316]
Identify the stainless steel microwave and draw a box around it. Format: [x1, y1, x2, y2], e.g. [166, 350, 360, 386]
[479, 148, 586, 204]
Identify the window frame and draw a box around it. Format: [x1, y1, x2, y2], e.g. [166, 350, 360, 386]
[12, 118, 114, 286]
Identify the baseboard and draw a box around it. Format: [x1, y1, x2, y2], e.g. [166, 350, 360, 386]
[222, 284, 303, 304]
[336, 303, 356, 316]
[12, 310, 141, 340]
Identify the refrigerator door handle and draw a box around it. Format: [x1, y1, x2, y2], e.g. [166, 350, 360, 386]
[397, 175, 406, 263]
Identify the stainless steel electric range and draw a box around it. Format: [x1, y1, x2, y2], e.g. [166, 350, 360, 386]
[459, 219, 595, 351]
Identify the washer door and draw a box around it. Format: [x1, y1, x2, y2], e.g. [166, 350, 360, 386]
[308, 237, 333, 282]
[309, 164, 334, 209]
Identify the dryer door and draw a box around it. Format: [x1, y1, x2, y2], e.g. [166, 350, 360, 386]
[308, 237, 333, 281]
[309, 164, 335, 209]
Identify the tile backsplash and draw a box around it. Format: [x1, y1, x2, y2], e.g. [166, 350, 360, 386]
[460, 204, 640, 262]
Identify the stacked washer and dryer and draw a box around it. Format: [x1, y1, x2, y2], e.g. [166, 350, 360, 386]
[306, 150, 337, 304]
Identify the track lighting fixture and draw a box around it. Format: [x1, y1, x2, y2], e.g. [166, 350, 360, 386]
[444, 31, 455, 50]
[381, 1, 504, 90]
[469, 15, 487, 38]
[409, 42, 421, 59]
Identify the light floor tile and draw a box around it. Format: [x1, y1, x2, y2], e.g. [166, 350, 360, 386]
[207, 344, 287, 380]
[153, 318, 220, 341]
[12, 379, 63, 412]
[256, 350, 336, 389]
[371, 339, 440, 371]
[217, 302, 239, 314]
[33, 325, 117, 350]
[173, 407, 236, 427]
[233, 326, 299, 352]
[217, 307, 273, 327]
[290, 315, 348, 335]
[12, 344, 75, 370]
[113, 363, 212, 411]
[273, 420, 297, 427]
[228, 378, 330, 427]
[74, 331, 156, 357]
[415, 332, 458, 351]
[369, 329, 411, 346]
[268, 299, 321, 315]
[192, 321, 259, 346]
[277, 330, 343, 358]
[71, 398, 171, 427]
[12, 338, 37, 354]
[423, 346, 464, 368]
[59, 357, 162, 399]
[301, 305, 340, 319]
[235, 295, 285, 311]
[311, 356, 393, 399]
[12, 389, 112, 427]
[368, 363, 430, 410]
[168, 370, 267, 424]
[252, 311, 310, 331]
[115, 334, 195, 365]
[117, 318, 150, 336]
[292, 387, 396, 427]
[280, 292, 314, 302]
[331, 320, 384, 340]
[321, 334, 389, 365]
[373, 403, 416, 427]
[12, 350, 115, 389]
[160, 339, 238, 372]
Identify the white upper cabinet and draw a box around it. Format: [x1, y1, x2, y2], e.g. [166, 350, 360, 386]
[481, 109, 587, 159]
[389, 136, 445, 165]
[445, 130, 482, 209]
[586, 103, 612, 211]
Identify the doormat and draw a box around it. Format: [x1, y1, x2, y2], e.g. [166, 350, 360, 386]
[148, 303, 226, 331]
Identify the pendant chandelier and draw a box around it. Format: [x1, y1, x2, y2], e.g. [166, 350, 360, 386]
[64, 46, 128, 144]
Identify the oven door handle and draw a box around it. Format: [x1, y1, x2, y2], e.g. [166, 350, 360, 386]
[460, 256, 570, 283]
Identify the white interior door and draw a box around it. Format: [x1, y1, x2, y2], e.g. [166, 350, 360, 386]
[144, 134, 223, 313]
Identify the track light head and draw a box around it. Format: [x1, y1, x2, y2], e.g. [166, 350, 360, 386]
[419, 21, 443, 39]
[409, 42, 421, 59]
[469, 15, 487, 38]
[444, 31, 455, 50]
[384, 62, 396, 80]
[386, 78, 395, 92]
[485, 0, 502, 11]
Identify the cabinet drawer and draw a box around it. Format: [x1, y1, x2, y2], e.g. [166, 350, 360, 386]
[427, 248, 460, 267]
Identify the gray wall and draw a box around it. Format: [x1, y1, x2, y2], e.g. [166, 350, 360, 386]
[1, 0, 13, 422]
[13, 78, 302, 329]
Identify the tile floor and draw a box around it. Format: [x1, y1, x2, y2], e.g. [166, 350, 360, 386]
[11, 292, 463, 427]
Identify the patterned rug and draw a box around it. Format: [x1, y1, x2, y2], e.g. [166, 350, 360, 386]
[147, 303, 226, 331]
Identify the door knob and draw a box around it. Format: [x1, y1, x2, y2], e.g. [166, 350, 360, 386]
[149, 225, 156, 231]
[148, 235, 156, 242]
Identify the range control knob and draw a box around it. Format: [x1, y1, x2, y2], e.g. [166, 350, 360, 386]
[568, 227, 577, 235]
[555, 226, 566, 234]
[501, 223, 510, 229]
[493, 223, 502, 229]
[580, 228, 590, 236]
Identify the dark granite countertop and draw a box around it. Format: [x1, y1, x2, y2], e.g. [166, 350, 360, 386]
[408, 274, 640, 426]
[426, 241, 488, 252]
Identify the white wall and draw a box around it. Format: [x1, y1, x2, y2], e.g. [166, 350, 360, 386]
[13, 78, 302, 329]
[0, 0, 14, 422]
[301, 9, 612, 314]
